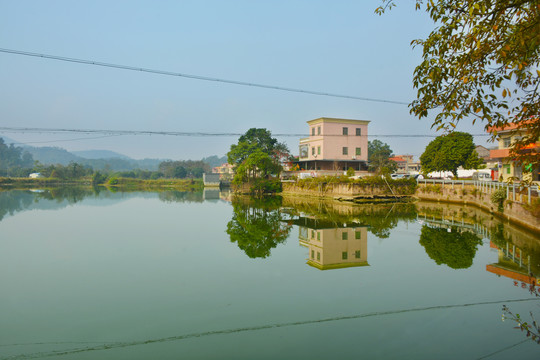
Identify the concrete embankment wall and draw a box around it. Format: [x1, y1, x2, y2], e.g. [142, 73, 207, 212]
[282, 181, 540, 234]
[415, 183, 540, 234]
[282, 181, 415, 198]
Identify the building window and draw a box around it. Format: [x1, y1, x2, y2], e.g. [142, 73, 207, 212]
[504, 164, 511, 174]
[342, 147, 348, 155]
[355, 231, 361, 240]
[317, 146, 321, 155]
[317, 126, 321, 135]
[356, 128, 361, 136]
[355, 250, 361, 259]
[311, 250, 314, 259]
[342, 252, 348, 260]
[317, 252, 320, 260]
[342, 232, 348, 240]
[300, 145, 308, 159]
[317, 232, 320, 240]
[343, 127, 348, 135]
[355, 147, 361, 156]
[503, 137, 511, 148]
[312, 147, 315, 156]
[311, 230, 315, 238]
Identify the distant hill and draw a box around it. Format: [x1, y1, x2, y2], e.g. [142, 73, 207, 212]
[202, 155, 227, 168]
[0, 136, 225, 172]
[72, 150, 131, 160]
[25, 146, 81, 165]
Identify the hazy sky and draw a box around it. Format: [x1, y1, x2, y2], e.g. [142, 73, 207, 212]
[0, 0, 492, 160]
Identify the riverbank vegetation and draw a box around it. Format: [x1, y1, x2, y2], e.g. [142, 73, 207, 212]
[227, 128, 292, 196]
[292, 175, 418, 195]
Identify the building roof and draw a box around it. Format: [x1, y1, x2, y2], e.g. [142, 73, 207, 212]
[487, 119, 536, 133]
[307, 117, 370, 125]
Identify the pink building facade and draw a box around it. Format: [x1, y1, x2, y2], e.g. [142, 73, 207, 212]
[295, 117, 370, 171]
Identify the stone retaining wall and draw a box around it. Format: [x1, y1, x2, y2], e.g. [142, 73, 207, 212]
[416, 183, 539, 234]
[282, 181, 540, 234]
[282, 181, 415, 198]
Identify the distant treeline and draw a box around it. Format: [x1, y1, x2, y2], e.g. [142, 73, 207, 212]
[0, 137, 227, 181]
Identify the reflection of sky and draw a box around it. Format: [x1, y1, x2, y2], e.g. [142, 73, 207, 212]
[0, 192, 539, 359]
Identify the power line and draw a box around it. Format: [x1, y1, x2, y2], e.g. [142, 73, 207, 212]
[4, 134, 124, 146]
[0, 126, 492, 138]
[0, 48, 409, 105]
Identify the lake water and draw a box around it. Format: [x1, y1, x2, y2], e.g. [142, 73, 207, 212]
[1, 188, 539, 359]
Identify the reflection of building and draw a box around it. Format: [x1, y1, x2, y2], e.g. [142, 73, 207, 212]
[295, 117, 369, 171]
[486, 241, 540, 287]
[295, 217, 369, 270]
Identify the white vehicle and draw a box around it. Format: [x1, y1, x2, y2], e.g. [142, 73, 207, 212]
[472, 171, 492, 182]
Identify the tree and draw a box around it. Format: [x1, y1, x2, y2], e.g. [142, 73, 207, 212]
[0, 138, 34, 175]
[368, 140, 397, 174]
[227, 128, 286, 166]
[376, 1, 540, 165]
[420, 132, 482, 176]
[158, 160, 210, 178]
[227, 128, 288, 188]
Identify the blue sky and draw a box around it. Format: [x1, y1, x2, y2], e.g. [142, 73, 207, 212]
[0, 0, 492, 160]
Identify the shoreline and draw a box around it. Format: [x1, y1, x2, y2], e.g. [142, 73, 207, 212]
[281, 181, 540, 235]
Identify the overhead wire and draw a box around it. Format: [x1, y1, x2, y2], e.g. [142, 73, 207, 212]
[0, 48, 409, 105]
[0, 126, 493, 139]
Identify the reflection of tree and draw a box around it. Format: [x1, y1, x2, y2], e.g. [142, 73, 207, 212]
[158, 191, 204, 203]
[45, 187, 95, 204]
[227, 197, 292, 258]
[419, 225, 482, 269]
[282, 198, 417, 239]
[0, 188, 96, 222]
[0, 191, 35, 222]
[356, 203, 417, 238]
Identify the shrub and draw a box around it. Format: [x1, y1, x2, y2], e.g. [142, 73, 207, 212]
[490, 188, 507, 212]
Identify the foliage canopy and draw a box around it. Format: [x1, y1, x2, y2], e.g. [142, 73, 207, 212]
[377, 0, 540, 165]
[368, 140, 397, 174]
[420, 132, 482, 176]
[228, 128, 289, 187]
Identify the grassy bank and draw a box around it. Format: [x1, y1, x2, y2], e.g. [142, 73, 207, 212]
[106, 177, 203, 191]
[0, 176, 204, 191]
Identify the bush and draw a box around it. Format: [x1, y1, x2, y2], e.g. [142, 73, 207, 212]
[92, 171, 108, 185]
[490, 188, 507, 212]
[108, 177, 119, 185]
[250, 178, 281, 196]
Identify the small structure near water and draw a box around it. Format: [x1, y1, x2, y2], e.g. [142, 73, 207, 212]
[203, 173, 220, 187]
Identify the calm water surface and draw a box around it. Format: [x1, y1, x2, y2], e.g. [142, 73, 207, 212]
[0, 189, 539, 359]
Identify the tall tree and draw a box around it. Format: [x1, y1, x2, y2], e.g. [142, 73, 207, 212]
[228, 128, 286, 166]
[420, 132, 482, 176]
[227, 128, 288, 184]
[0, 138, 34, 175]
[368, 140, 397, 174]
[377, 1, 540, 165]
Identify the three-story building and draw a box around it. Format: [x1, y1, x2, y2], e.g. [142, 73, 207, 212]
[295, 117, 369, 171]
